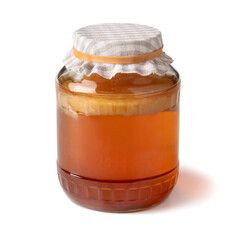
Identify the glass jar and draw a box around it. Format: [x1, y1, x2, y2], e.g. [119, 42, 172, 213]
[56, 66, 180, 212]
[56, 23, 180, 212]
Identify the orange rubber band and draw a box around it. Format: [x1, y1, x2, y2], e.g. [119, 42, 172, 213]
[73, 46, 163, 64]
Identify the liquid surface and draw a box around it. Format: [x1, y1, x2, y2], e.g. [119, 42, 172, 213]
[57, 72, 180, 116]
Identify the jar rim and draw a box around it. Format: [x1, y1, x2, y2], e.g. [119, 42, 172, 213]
[56, 65, 180, 98]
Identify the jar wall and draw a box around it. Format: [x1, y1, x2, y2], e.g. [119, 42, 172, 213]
[56, 67, 180, 212]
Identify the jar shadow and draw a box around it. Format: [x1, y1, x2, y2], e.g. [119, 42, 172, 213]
[139, 166, 214, 213]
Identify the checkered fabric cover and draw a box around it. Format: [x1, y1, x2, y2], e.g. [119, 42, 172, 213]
[63, 23, 173, 79]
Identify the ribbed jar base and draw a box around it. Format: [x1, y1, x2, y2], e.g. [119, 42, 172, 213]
[57, 165, 179, 212]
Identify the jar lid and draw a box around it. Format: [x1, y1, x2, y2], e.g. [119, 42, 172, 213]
[63, 23, 173, 79]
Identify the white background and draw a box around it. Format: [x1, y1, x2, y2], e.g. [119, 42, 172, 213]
[0, 0, 239, 239]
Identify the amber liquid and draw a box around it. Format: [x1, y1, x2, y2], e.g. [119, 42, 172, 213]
[57, 72, 180, 212]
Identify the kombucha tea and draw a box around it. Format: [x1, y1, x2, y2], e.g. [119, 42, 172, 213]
[57, 69, 180, 212]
